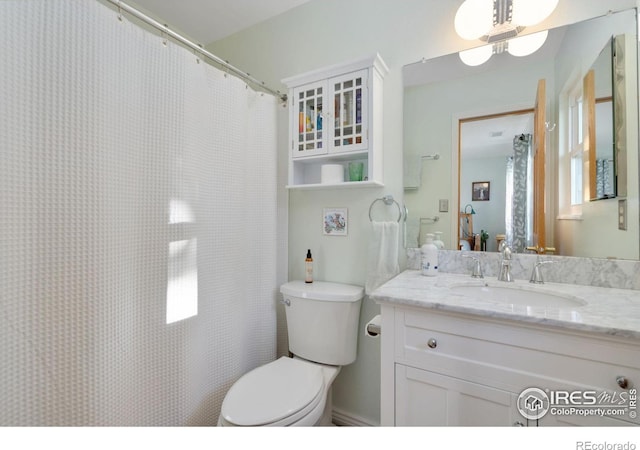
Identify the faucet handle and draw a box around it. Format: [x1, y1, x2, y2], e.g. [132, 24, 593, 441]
[530, 260, 555, 284]
[526, 246, 558, 255]
[462, 254, 484, 278]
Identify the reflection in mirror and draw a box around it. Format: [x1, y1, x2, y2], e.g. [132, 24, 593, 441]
[614, 34, 628, 198]
[403, 8, 639, 260]
[459, 111, 533, 253]
[586, 38, 616, 200]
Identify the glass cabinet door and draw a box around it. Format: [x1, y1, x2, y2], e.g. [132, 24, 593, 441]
[331, 70, 368, 153]
[292, 83, 326, 157]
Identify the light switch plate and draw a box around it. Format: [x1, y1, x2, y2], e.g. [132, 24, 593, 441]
[439, 199, 449, 213]
[619, 199, 627, 230]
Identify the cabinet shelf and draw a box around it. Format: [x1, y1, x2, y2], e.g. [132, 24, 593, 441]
[291, 149, 369, 163]
[286, 180, 384, 190]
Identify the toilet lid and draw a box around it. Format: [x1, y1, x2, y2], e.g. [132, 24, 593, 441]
[220, 357, 324, 426]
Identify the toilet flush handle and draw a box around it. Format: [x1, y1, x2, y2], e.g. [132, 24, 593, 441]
[280, 298, 291, 307]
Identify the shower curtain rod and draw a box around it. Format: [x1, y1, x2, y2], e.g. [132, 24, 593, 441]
[106, 0, 287, 102]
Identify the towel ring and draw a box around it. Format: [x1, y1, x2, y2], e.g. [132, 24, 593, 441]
[369, 195, 402, 223]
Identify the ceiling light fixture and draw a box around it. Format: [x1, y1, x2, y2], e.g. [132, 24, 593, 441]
[455, 0, 558, 66]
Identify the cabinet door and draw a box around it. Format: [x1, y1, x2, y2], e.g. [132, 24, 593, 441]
[292, 82, 326, 158]
[330, 69, 368, 154]
[396, 364, 519, 426]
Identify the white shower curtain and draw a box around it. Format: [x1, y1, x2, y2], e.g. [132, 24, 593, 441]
[0, 0, 277, 425]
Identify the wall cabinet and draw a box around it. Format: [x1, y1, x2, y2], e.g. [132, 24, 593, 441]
[282, 54, 388, 189]
[380, 305, 640, 426]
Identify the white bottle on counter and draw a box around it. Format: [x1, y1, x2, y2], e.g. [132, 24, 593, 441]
[421, 233, 438, 277]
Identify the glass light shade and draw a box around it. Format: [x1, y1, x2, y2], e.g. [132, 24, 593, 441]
[454, 0, 494, 40]
[459, 44, 493, 66]
[507, 30, 548, 57]
[512, 0, 559, 27]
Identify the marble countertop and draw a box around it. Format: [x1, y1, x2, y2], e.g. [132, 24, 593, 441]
[370, 270, 640, 340]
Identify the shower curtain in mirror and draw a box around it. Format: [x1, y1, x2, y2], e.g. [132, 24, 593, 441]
[0, 0, 277, 425]
[505, 134, 533, 253]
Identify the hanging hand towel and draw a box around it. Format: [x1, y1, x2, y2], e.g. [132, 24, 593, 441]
[365, 221, 400, 294]
[403, 154, 422, 190]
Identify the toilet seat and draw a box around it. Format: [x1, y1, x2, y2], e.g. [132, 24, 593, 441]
[219, 357, 325, 426]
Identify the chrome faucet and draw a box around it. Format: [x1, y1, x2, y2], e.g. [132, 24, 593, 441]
[530, 259, 555, 284]
[498, 242, 513, 282]
[462, 254, 484, 278]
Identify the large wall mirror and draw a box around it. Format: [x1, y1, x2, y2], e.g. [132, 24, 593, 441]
[403, 8, 639, 260]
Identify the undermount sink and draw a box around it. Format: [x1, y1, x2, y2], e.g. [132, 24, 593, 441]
[449, 283, 586, 309]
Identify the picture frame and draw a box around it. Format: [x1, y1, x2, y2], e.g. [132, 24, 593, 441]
[323, 208, 348, 236]
[472, 181, 490, 201]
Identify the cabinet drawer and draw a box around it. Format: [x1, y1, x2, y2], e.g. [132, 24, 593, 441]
[396, 309, 640, 412]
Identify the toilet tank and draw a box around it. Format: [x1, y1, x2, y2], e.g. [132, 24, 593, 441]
[280, 281, 363, 366]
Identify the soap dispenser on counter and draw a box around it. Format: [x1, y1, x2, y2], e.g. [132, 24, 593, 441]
[421, 234, 438, 277]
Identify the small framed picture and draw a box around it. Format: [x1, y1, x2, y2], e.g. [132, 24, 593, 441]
[323, 208, 348, 236]
[472, 181, 490, 201]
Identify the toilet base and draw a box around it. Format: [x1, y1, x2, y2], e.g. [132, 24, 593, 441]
[316, 386, 334, 426]
[294, 356, 340, 426]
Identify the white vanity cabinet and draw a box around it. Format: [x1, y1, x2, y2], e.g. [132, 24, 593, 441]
[282, 54, 388, 189]
[380, 305, 640, 427]
[395, 363, 521, 426]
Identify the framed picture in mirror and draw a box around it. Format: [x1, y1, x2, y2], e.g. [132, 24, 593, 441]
[472, 181, 490, 201]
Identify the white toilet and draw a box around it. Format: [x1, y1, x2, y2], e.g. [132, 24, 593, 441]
[218, 280, 364, 426]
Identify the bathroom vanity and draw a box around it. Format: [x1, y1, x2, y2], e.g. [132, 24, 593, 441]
[371, 270, 640, 426]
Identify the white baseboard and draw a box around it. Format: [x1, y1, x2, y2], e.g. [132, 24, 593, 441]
[332, 407, 379, 427]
